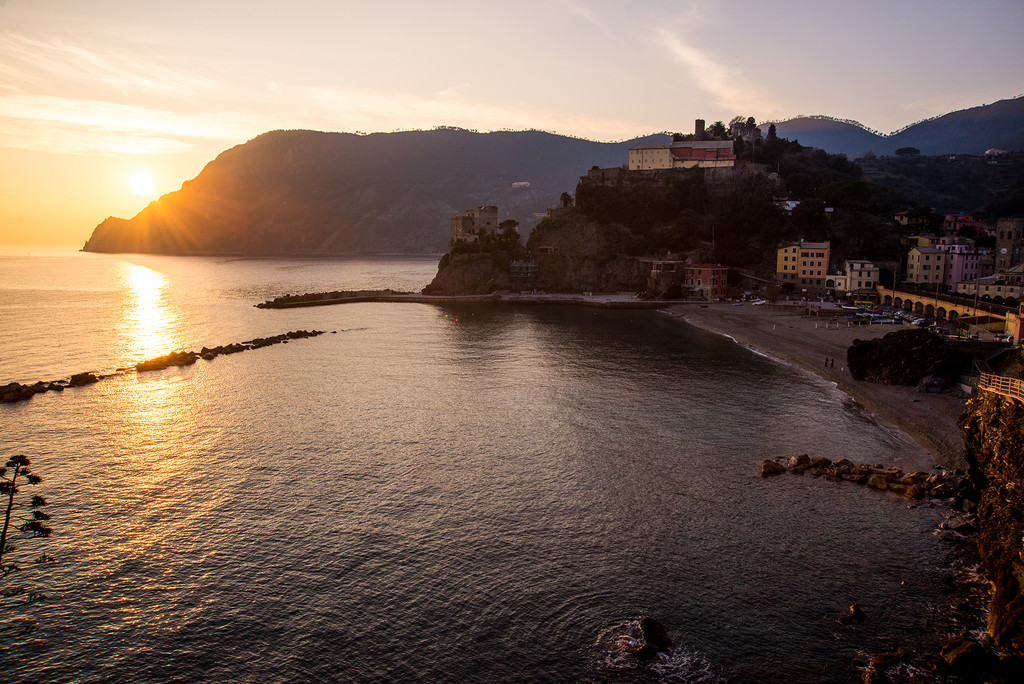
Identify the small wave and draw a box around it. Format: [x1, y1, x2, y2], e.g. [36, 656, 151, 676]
[594, 620, 723, 682]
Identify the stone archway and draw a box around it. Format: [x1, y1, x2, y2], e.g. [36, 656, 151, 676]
[937, 307, 947, 320]
[884, 295, 893, 306]
[948, 310, 959, 323]
[894, 297, 902, 308]
[925, 304, 935, 317]
[914, 301, 925, 314]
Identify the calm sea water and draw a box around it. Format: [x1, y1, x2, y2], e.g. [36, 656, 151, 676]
[1, 248, 954, 682]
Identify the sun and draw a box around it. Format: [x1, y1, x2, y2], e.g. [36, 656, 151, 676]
[130, 171, 156, 196]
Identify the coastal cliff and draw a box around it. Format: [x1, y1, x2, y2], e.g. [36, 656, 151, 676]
[81, 129, 655, 255]
[422, 216, 649, 295]
[959, 391, 1024, 654]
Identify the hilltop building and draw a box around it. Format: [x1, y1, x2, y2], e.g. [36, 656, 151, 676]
[450, 205, 498, 245]
[628, 120, 736, 171]
[776, 240, 831, 291]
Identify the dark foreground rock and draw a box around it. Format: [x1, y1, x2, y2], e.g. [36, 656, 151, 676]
[846, 328, 965, 388]
[959, 391, 1024, 654]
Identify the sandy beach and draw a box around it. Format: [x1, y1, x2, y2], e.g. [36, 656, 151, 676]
[665, 302, 969, 470]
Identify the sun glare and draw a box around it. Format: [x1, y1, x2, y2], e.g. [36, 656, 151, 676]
[131, 171, 156, 196]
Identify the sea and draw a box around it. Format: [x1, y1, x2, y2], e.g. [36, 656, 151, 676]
[0, 247, 959, 682]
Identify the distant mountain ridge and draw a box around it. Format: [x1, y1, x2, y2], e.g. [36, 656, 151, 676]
[82, 96, 1024, 256]
[766, 97, 1024, 157]
[84, 129, 664, 255]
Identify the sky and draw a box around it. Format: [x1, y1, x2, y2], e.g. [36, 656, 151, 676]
[1, 0, 1022, 246]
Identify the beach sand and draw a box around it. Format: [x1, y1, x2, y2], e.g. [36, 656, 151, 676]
[665, 302, 969, 470]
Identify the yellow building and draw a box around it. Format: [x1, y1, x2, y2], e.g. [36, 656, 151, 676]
[776, 240, 831, 290]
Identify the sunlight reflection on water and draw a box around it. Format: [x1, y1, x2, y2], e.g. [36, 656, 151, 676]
[118, 263, 182, 363]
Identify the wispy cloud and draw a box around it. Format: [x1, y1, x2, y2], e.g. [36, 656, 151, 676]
[0, 34, 217, 99]
[655, 29, 777, 117]
[0, 93, 265, 155]
[564, 1, 624, 44]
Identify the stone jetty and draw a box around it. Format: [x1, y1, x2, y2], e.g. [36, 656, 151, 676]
[1, 330, 328, 404]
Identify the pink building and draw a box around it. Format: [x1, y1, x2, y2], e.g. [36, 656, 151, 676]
[943, 243, 994, 290]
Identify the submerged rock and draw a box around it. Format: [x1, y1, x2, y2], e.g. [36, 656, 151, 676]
[631, 617, 673, 658]
[761, 459, 786, 477]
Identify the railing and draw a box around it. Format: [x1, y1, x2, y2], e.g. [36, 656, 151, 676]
[979, 373, 1024, 403]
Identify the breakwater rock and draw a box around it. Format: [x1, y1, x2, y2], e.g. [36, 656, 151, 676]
[959, 391, 1024, 655]
[135, 330, 327, 371]
[257, 289, 410, 309]
[1, 331, 328, 404]
[760, 454, 968, 501]
[1, 373, 99, 404]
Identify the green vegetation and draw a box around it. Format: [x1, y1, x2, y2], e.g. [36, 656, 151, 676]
[1, 455, 54, 638]
[527, 126, 1024, 276]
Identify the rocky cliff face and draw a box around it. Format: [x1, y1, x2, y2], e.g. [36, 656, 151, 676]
[422, 213, 650, 296]
[959, 391, 1024, 653]
[422, 253, 514, 295]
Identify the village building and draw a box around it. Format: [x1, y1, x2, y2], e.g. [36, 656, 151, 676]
[684, 263, 729, 299]
[956, 262, 1024, 305]
[646, 260, 728, 299]
[840, 259, 880, 293]
[942, 213, 985, 238]
[905, 238, 993, 291]
[776, 240, 831, 291]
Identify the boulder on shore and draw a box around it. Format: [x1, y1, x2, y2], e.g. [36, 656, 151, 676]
[761, 459, 786, 477]
[846, 328, 964, 387]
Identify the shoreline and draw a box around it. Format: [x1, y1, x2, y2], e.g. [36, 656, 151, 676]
[665, 302, 969, 470]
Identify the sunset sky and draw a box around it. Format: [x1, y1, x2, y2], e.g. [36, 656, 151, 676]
[2, 0, 1022, 246]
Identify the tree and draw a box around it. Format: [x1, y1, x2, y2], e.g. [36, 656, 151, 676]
[559, 192, 573, 209]
[708, 121, 727, 139]
[1, 455, 54, 636]
[498, 219, 521, 248]
[895, 147, 920, 157]
[767, 123, 777, 140]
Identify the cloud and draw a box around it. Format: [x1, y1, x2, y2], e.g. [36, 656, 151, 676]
[0, 93, 266, 155]
[0, 34, 217, 99]
[653, 28, 785, 121]
[564, 2, 623, 43]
